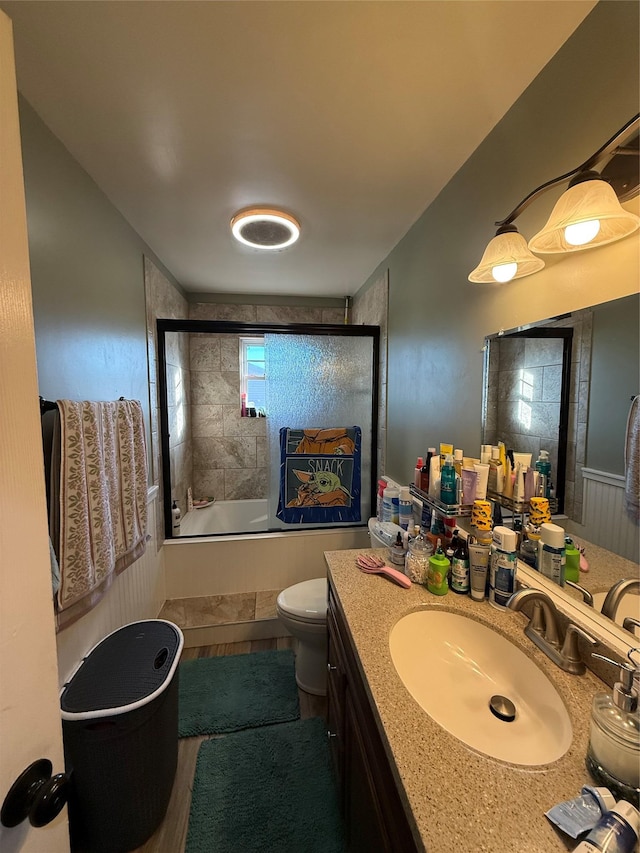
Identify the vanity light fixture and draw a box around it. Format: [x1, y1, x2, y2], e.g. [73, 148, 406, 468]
[469, 113, 640, 283]
[230, 207, 300, 250]
[468, 224, 545, 283]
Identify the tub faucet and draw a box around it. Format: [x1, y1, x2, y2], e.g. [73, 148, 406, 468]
[600, 578, 640, 621]
[507, 588, 597, 675]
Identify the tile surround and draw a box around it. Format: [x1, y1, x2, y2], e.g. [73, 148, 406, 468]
[159, 589, 281, 629]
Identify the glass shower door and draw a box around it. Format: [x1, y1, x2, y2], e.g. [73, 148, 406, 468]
[265, 332, 376, 529]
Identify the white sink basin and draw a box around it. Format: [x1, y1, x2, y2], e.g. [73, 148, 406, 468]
[389, 610, 572, 766]
[592, 591, 640, 637]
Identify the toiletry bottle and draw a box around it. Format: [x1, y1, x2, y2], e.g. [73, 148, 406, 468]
[489, 526, 517, 609]
[453, 448, 464, 476]
[538, 522, 566, 585]
[383, 483, 400, 524]
[450, 533, 470, 595]
[389, 531, 406, 566]
[171, 500, 181, 534]
[376, 479, 387, 521]
[487, 446, 504, 495]
[426, 512, 445, 550]
[414, 457, 423, 488]
[428, 453, 441, 498]
[571, 801, 640, 853]
[469, 536, 491, 601]
[440, 454, 457, 505]
[587, 655, 640, 803]
[519, 524, 541, 568]
[565, 537, 581, 583]
[405, 527, 433, 585]
[427, 539, 449, 596]
[536, 450, 552, 498]
[421, 449, 435, 492]
[398, 487, 413, 530]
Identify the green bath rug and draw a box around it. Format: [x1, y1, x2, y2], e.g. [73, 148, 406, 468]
[178, 649, 300, 737]
[186, 717, 345, 853]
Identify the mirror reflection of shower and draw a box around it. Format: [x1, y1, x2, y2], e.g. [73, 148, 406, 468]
[158, 321, 378, 538]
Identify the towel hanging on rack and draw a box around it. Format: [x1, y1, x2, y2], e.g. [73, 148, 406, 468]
[276, 427, 361, 524]
[55, 399, 148, 630]
[624, 395, 640, 522]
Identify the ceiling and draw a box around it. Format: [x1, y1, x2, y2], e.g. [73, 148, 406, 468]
[2, 1, 597, 298]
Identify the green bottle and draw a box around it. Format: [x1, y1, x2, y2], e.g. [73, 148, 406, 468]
[565, 537, 580, 583]
[427, 539, 450, 596]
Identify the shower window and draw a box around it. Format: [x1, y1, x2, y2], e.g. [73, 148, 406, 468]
[157, 319, 379, 538]
[240, 337, 266, 415]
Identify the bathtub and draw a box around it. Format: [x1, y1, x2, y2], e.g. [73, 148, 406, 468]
[163, 524, 371, 599]
[179, 499, 269, 536]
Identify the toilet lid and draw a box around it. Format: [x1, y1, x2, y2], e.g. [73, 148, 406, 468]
[277, 578, 327, 622]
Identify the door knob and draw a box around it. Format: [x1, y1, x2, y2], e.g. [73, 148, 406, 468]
[1, 759, 68, 828]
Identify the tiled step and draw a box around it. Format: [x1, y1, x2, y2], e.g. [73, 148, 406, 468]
[158, 589, 291, 648]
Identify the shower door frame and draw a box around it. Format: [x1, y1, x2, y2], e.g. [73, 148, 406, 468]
[157, 319, 380, 539]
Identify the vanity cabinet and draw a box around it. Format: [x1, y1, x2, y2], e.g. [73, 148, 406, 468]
[327, 579, 419, 852]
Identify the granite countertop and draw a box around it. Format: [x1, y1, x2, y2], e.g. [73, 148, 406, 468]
[555, 534, 639, 597]
[325, 547, 616, 853]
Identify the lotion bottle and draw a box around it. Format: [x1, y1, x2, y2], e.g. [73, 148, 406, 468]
[171, 500, 181, 534]
[427, 539, 449, 596]
[571, 801, 639, 853]
[440, 454, 457, 505]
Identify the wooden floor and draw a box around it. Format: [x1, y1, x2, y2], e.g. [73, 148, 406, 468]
[133, 637, 327, 853]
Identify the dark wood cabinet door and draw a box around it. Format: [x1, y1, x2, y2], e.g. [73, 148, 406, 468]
[327, 580, 419, 853]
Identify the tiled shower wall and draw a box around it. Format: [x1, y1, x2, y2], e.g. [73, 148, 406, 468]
[351, 270, 388, 482]
[144, 257, 191, 539]
[188, 301, 345, 502]
[484, 310, 592, 522]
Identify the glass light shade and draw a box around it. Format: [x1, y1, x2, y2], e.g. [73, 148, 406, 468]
[528, 179, 640, 254]
[468, 230, 545, 283]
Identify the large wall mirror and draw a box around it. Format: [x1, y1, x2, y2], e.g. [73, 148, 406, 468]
[482, 292, 639, 634]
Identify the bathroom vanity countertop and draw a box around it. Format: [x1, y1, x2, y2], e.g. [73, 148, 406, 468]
[325, 547, 619, 853]
[559, 533, 639, 597]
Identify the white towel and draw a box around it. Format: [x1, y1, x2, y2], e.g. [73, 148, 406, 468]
[624, 395, 640, 521]
[56, 400, 147, 630]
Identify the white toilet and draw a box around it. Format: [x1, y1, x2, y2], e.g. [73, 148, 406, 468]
[276, 578, 328, 696]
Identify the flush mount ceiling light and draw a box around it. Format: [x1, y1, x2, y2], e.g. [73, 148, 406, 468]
[230, 208, 300, 250]
[469, 114, 640, 284]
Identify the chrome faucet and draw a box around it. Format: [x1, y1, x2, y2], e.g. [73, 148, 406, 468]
[565, 579, 594, 607]
[507, 588, 597, 675]
[600, 578, 640, 621]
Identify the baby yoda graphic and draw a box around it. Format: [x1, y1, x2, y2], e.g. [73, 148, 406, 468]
[286, 469, 351, 507]
[293, 429, 355, 456]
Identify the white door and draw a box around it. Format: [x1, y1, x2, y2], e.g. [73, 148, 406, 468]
[0, 10, 69, 852]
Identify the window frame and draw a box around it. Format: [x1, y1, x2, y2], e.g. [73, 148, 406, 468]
[239, 335, 266, 414]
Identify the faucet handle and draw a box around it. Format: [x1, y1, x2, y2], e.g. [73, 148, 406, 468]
[623, 617, 640, 635]
[564, 580, 594, 607]
[560, 623, 598, 675]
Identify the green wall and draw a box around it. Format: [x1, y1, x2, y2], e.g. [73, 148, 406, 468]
[18, 96, 181, 429]
[587, 293, 640, 475]
[358, 1, 640, 486]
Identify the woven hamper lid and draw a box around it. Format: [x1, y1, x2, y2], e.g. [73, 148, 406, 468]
[61, 620, 183, 718]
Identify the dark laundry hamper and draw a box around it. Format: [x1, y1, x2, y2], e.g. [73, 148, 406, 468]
[60, 620, 184, 853]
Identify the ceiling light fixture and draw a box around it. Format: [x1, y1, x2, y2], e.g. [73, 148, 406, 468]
[469, 114, 640, 284]
[230, 207, 300, 250]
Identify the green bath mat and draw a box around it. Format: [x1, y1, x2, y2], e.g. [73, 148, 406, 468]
[178, 649, 300, 737]
[186, 717, 345, 853]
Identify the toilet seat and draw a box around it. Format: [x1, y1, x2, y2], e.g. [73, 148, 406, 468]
[276, 578, 327, 624]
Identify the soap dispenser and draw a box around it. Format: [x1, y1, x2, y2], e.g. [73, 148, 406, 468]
[586, 654, 640, 804]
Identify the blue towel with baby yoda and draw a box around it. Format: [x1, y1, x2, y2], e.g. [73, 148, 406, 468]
[276, 427, 361, 524]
